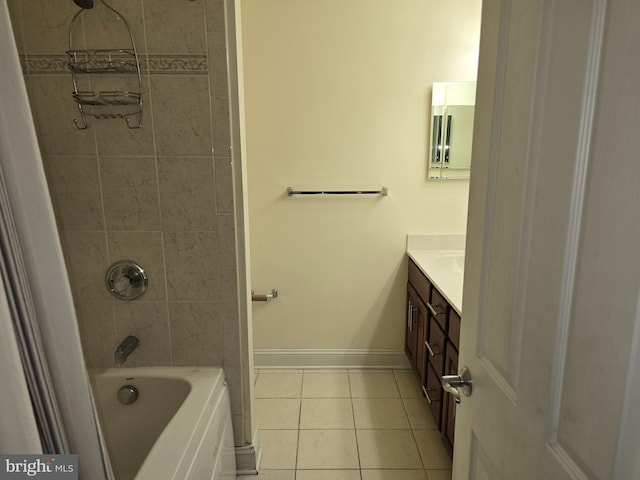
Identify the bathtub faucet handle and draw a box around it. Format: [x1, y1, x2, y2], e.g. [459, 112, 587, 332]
[115, 335, 139, 366]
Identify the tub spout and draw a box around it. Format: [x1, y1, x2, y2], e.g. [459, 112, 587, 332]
[115, 336, 139, 366]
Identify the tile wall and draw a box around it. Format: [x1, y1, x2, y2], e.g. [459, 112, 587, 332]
[7, 0, 249, 446]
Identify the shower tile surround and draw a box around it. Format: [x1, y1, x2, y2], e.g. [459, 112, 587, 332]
[7, 0, 248, 446]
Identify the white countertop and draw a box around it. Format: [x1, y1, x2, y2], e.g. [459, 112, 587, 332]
[406, 235, 465, 315]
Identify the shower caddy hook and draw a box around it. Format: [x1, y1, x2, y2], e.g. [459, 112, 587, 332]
[66, 0, 143, 129]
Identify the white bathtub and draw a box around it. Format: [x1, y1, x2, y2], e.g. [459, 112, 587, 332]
[89, 367, 236, 480]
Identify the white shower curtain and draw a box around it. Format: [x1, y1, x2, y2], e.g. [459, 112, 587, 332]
[0, 158, 68, 454]
[0, 4, 110, 478]
[0, 272, 41, 454]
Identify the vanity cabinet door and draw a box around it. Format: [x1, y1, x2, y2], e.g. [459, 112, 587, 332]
[441, 343, 458, 459]
[414, 298, 428, 383]
[405, 284, 420, 367]
[406, 284, 428, 378]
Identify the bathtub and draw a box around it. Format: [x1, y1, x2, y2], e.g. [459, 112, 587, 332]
[89, 367, 236, 480]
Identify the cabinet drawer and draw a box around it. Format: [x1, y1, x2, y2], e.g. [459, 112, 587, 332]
[423, 363, 442, 429]
[426, 315, 446, 375]
[449, 309, 461, 350]
[408, 259, 431, 304]
[429, 287, 449, 331]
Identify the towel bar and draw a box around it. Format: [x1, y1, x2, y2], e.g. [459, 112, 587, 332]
[287, 187, 388, 196]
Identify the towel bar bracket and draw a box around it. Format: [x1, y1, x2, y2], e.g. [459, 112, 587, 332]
[251, 289, 278, 302]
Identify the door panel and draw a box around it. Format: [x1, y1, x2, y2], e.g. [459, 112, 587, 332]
[456, 0, 640, 478]
[476, 0, 540, 389]
[554, 0, 640, 471]
[468, 435, 499, 480]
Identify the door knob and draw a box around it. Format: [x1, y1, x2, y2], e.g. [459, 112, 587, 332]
[441, 366, 472, 404]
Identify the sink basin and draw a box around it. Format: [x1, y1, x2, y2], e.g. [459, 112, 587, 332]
[433, 252, 465, 274]
[407, 248, 465, 313]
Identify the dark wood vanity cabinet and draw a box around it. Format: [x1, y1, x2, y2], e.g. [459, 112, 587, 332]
[406, 284, 429, 382]
[405, 257, 461, 458]
[405, 275, 429, 382]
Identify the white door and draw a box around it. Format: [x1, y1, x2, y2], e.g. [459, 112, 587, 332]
[455, 0, 640, 478]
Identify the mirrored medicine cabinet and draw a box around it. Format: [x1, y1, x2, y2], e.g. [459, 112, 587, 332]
[428, 81, 477, 180]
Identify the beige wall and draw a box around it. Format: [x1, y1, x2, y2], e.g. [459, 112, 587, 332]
[241, 0, 481, 353]
[7, 0, 250, 446]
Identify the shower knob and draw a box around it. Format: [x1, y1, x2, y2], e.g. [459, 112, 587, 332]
[105, 260, 148, 300]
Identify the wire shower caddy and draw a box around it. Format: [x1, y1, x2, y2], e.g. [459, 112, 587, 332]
[66, 0, 143, 129]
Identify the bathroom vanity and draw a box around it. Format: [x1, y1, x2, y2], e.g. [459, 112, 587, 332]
[405, 236, 464, 458]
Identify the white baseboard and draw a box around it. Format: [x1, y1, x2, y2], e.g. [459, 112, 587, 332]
[235, 429, 261, 475]
[253, 349, 411, 369]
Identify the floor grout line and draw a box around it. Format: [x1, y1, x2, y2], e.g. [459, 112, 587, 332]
[294, 376, 302, 478]
[347, 372, 364, 479]
[250, 367, 452, 479]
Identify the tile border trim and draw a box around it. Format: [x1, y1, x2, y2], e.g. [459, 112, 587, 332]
[21, 54, 209, 75]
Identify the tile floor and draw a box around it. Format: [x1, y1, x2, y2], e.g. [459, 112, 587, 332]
[237, 369, 452, 480]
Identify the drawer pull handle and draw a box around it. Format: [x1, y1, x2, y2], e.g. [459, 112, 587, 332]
[427, 302, 445, 318]
[407, 300, 414, 331]
[422, 386, 433, 405]
[425, 341, 440, 357]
